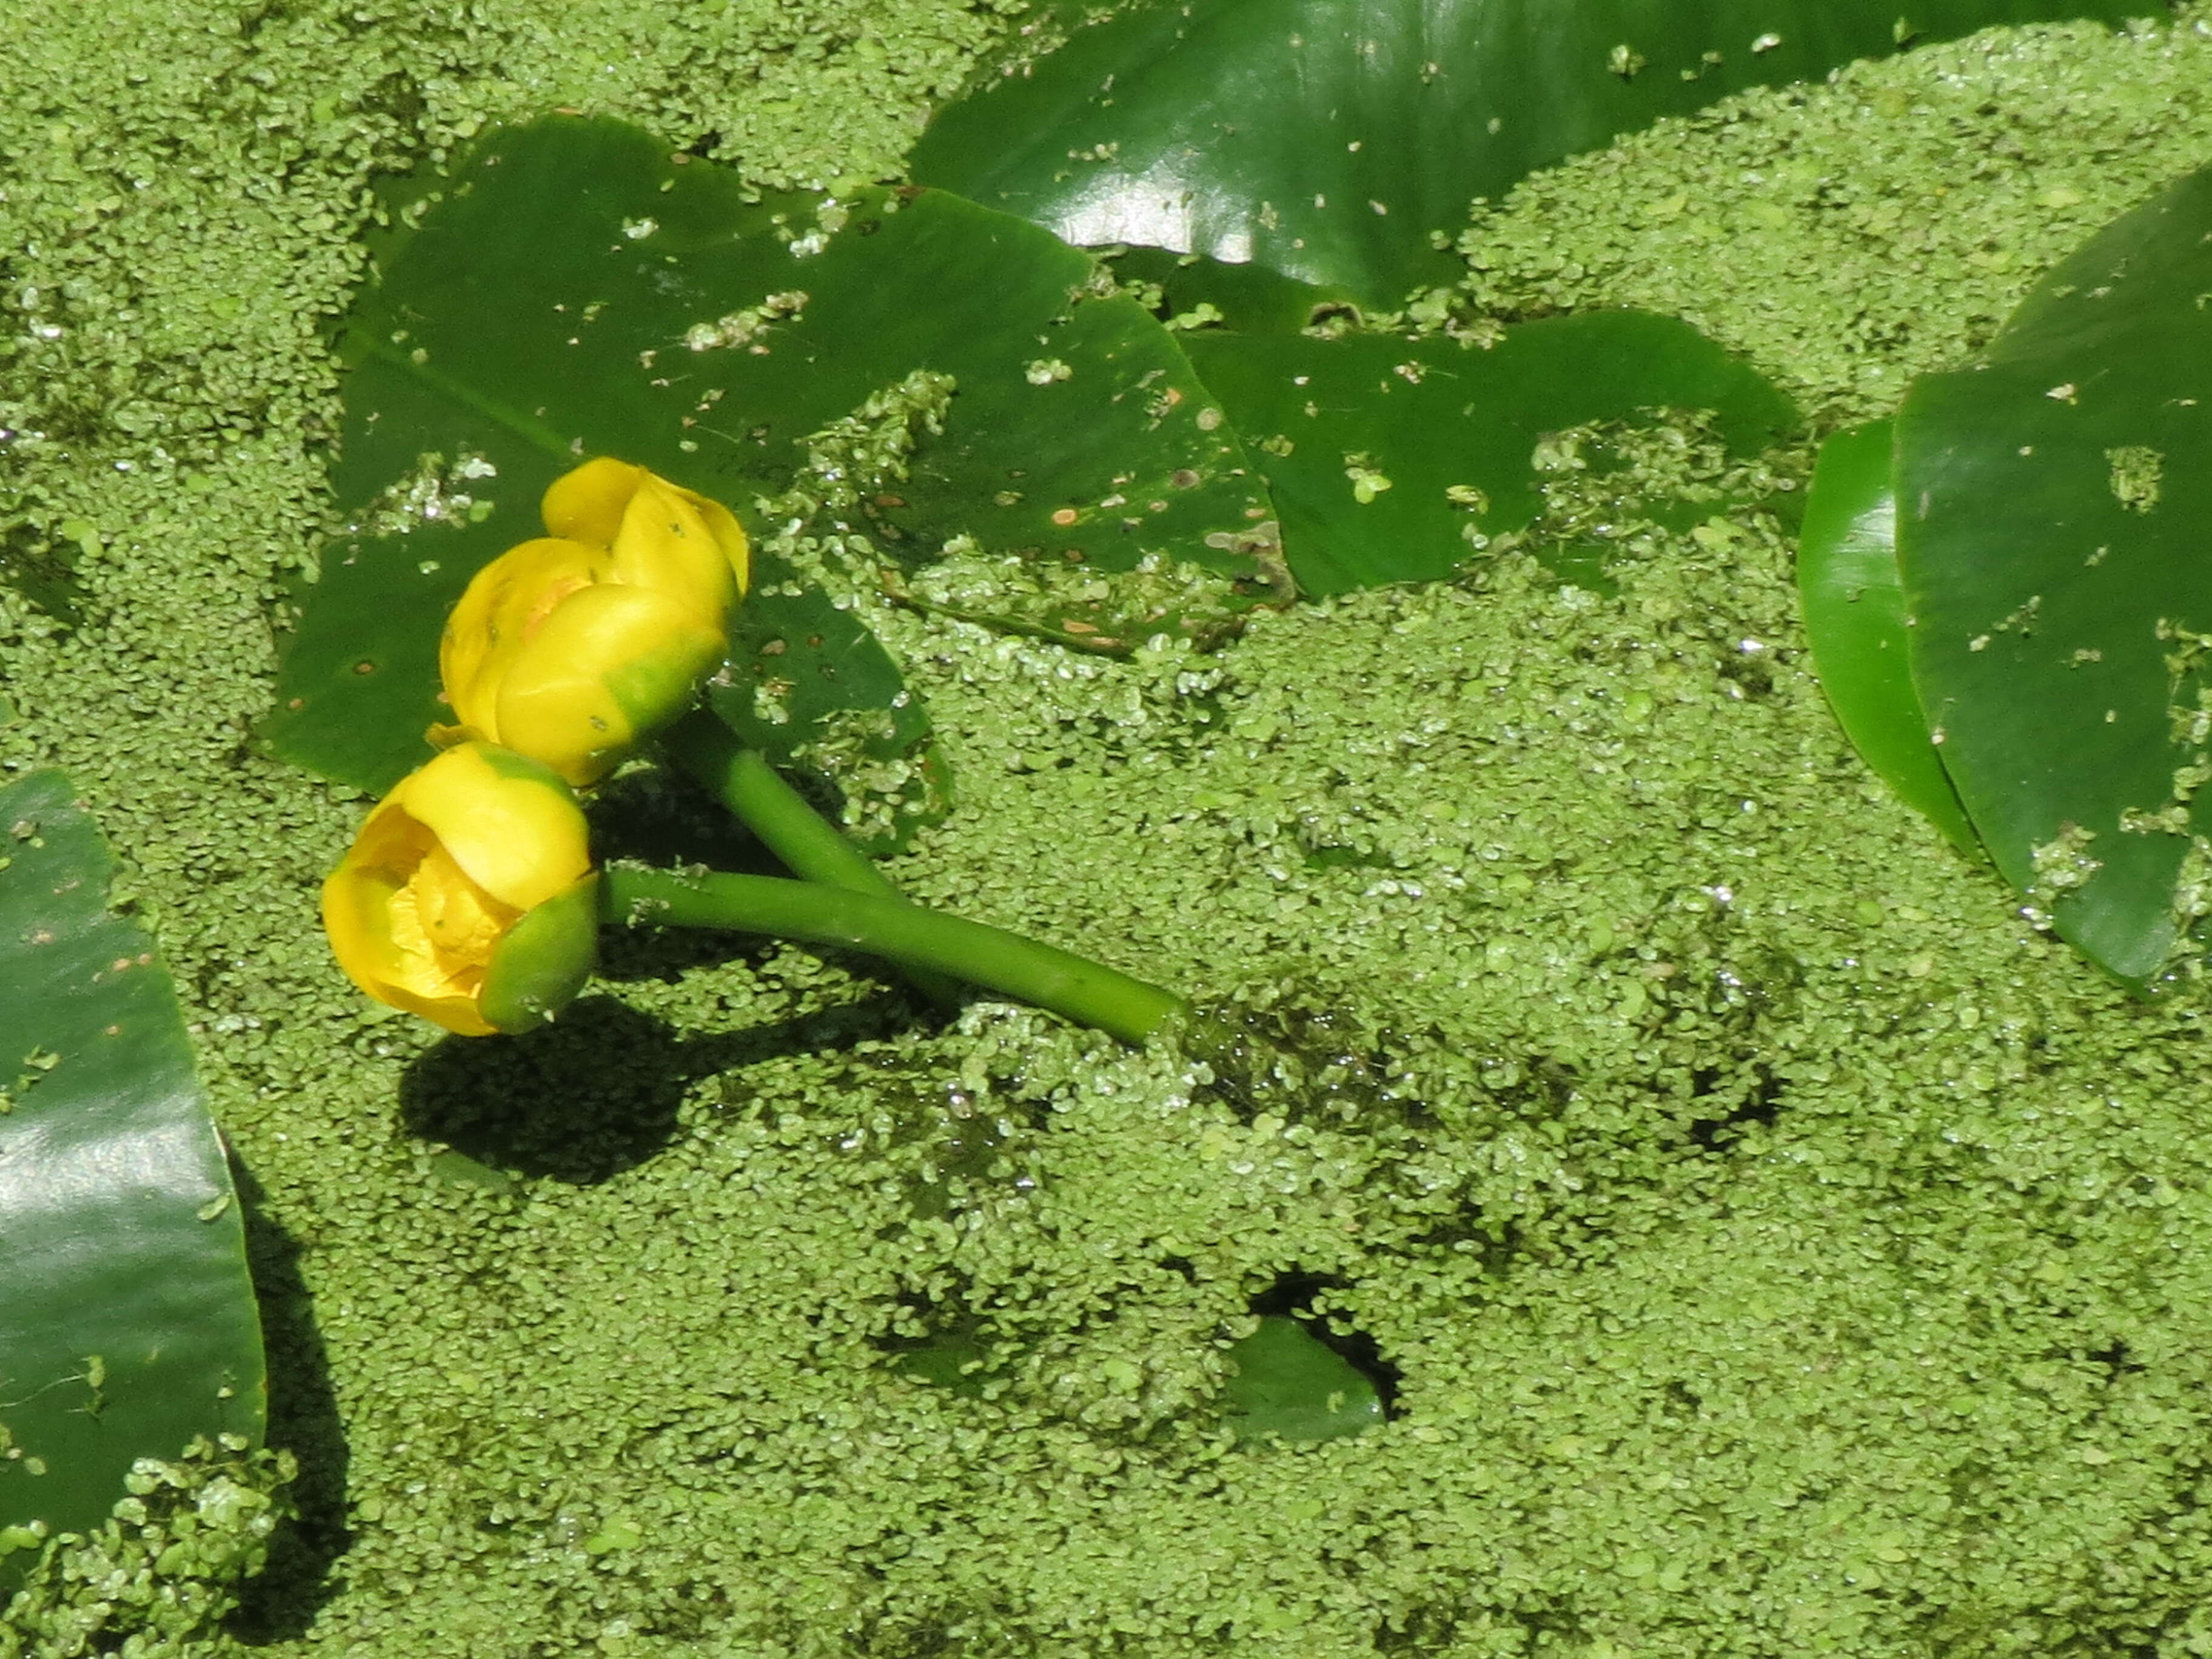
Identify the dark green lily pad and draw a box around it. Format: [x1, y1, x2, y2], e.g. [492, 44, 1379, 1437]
[266, 115, 1269, 796]
[708, 549, 947, 853]
[1108, 247, 1356, 337]
[1797, 421, 1978, 856]
[913, 0, 2149, 306]
[1223, 1315, 1382, 1443]
[0, 771, 263, 1590]
[1896, 160, 2212, 985]
[1182, 310, 1798, 594]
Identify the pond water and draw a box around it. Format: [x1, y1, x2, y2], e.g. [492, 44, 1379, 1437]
[6, 5, 2212, 1655]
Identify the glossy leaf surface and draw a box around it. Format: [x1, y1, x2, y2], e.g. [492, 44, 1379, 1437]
[913, 0, 2148, 304]
[1897, 162, 2212, 985]
[1108, 247, 1353, 336]
[266, 116, 1267, 795]
[1184, 310, 1797, 594]
[0, 771, 263, 1587]
[1222, 1315, 1382, 1443]
[1797, 421, 1978, 855]
[708, 549, 945, 853]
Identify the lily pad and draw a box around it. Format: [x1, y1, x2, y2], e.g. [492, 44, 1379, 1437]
[0, 771, 263, 1589]
[1222, 1315, 1382, 1443]
[1797, 421, 1977, 855]
[1107, 246, 1356, 337]
[266, 115, 1269, 796]
[913, 0, 2148, 305]
[1896, 160, 2212, 985]
[1182, 310, 1798, 594]
[709, 549, 947, 853]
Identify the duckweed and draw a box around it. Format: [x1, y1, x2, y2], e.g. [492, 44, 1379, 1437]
[1459, 11, 2212, 424]
[7, 4, 2212, 1655]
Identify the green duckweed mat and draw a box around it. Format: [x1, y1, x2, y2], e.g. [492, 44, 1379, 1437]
[9, 3, 2212, 1655]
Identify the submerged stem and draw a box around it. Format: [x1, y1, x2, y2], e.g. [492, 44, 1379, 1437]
[598, 865, 1187, 1047]
[662, 710, 961, 1007]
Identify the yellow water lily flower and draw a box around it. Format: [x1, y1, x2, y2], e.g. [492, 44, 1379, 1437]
[542, 457, 750, 604]
[438, 458, 751, 786]
[321, 742, 599, 1036]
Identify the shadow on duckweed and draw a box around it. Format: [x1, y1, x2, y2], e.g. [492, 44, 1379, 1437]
[585, 757, 774, 880]
[229, 982, 934, 1633]
[1180, 993, 1439, 1133]
[222, 1159, 351, 1648]
[398, 990, 926, 1186]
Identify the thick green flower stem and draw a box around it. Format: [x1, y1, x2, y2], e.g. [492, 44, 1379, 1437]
[598, 865, 1188, 1047]
[661, 711, 961, 1008]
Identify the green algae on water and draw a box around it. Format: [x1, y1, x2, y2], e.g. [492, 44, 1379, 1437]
[0, 1438, 293, 1659]
[1458, 10, 2212, 425]
[9, 2, 2212, 1655]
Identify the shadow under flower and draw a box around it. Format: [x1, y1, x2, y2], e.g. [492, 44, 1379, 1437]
[397, 988, 925, 1185]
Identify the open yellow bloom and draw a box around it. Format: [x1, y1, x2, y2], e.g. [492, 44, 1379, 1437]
[438, 458, 751, 786]
[321, 742, 599, 1036]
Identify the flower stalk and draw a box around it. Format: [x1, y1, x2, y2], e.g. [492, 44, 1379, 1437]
[598, 865, 1188, 1047]
[660, 709, 964, 1007]
[321, 455, 1191, 1050]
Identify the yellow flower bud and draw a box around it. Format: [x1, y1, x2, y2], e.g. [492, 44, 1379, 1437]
[437, 459, 750, 786]
[321, 743, 599, 1036]
[543, 457, 750, 606]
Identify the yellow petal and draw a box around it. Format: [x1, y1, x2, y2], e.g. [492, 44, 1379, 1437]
[357, 972, 498, 1037]
[609, 475, 740, 622]
[690, 488, 751, 597]
[396, 742, 592, 911]
[541, 455, 748, 596]
[401, 842, 517, 981]
[541, 456, 650, 548]
[320, 794, 503, 1036]
[496, 584, 727, 786]
[321, 800, 422, 995]
[440, 538, 608, 740]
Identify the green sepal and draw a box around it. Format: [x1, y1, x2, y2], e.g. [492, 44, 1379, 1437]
[479, 873, 601, 1034]
[597, 624, 726, 749]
